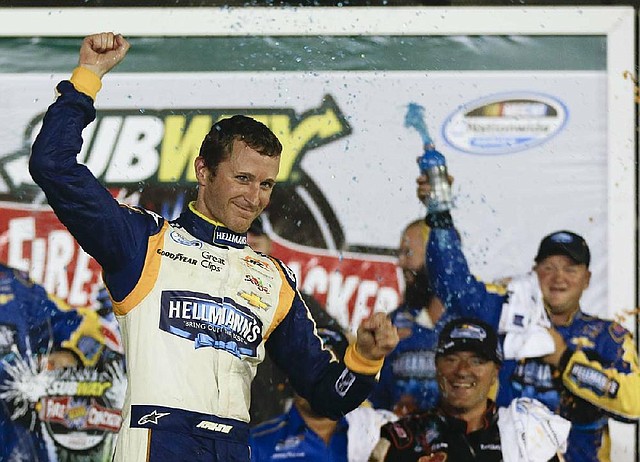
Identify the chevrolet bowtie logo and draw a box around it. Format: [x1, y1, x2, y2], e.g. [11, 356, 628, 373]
[138, 410, 170, 425]
[239, 291, 268, 310]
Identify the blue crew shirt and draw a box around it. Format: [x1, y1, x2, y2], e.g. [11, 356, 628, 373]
[250, 405, 348, 462]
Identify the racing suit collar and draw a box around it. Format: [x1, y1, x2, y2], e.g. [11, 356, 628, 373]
[544, 304, 581, 327]
[176, 204, 248, 249]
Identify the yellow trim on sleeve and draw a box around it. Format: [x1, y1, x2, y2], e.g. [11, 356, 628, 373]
[262, 256, 295, 341]
[70, 66, 102, 100]
[112, 223, 168, 316]
[562, 346, 640, 420]
[344, 344, 384, 376]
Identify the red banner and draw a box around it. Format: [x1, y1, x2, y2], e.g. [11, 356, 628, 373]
[0, 202, 402, 329]
[271, 236, 401, 331]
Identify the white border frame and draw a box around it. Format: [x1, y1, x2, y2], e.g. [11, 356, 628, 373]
[0, 6, 636, 459]
[0, 6, 633, 36]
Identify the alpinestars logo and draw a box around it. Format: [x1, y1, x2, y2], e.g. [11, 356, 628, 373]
[159, 290, 263, 358]
[138, 410, 171, 425]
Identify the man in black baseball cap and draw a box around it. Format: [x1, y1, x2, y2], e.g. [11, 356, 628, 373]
[436, 317, 503, 365]
[532, 230, 592, 329]
[374, 318, 511, 461]
[534, 230, 590, 267]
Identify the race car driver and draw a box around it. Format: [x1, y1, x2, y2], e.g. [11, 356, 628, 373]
[29, 32, 399, 462]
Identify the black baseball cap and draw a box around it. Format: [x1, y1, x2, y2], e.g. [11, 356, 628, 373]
[534, 230, 590, 267]
[436, 318, 502, 364]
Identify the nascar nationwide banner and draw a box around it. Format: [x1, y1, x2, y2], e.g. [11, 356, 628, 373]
[0, 6, 636, 459]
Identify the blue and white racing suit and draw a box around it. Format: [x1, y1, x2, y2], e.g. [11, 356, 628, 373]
[30, 70, 382, 462]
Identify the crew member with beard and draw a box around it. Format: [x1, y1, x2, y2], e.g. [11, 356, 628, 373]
[368, 219, 447, 416]
[369, 219, 505, 417]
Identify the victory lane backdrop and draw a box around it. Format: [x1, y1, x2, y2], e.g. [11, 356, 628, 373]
[0, 68, 620, 325]
[0, 7, 635, 459]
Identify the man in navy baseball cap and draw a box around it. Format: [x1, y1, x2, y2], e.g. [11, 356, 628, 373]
[534, 230, 590, 267]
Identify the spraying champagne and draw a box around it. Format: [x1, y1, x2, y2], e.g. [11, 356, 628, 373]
[404, 103, 453, 213]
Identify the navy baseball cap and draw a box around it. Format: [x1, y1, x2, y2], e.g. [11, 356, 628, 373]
[436, 318, 502, 364]
[535, 230, 590, 267]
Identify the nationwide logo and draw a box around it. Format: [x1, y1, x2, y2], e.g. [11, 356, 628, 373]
[0, 96, 351, 194]
[442, 92, 568, 155]
[159, 290, 263, 358]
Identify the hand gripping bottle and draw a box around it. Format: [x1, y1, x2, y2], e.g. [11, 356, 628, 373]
[418, 144, 452, 213]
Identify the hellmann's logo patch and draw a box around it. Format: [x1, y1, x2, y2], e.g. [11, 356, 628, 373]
[159, 290, 263, 358]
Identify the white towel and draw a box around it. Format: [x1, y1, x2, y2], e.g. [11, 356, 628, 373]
[498, 272, 555, 359]
[498, 397, 570, 462]
[346, 406, 397, 462]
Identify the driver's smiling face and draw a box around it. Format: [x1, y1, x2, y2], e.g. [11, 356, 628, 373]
[196, 139, 279, 233]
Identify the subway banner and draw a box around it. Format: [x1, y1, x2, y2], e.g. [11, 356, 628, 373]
[0, 7, 636, 458]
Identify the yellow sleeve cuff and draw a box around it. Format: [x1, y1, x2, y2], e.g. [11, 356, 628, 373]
[344, 344, 384, 375]
[70, 66, 102, 100]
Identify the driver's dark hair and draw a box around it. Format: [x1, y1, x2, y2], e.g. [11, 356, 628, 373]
[199, 115, 282, 173]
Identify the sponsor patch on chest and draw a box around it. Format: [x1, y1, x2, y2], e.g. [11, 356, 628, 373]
[159, 290, 263, 358]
